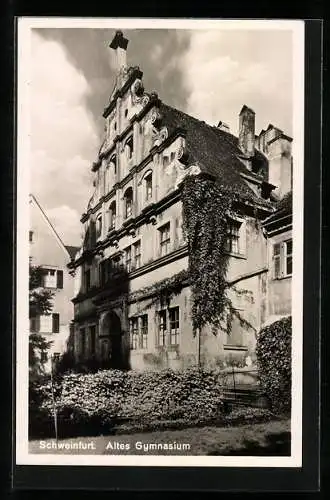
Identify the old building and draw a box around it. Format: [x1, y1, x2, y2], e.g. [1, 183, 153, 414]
[68, 31, 293, 371]
[29, 194, 79, 368]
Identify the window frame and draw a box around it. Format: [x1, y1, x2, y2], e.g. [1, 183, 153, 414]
[109, 200, 116, 230]
[133, 240, 141, 269]
[225, 217, 245, 256]
[124, 187, 133, 219]
[159, 222, 171, 257]
[145, 172, 153, 201]
[273, 238, 293, 279]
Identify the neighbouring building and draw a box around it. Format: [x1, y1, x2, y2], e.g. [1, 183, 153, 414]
[29, 194, 79, 369]
[68, 31, 293, 371]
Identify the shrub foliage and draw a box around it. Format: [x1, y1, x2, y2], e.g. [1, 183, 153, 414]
[255, 316, 292, 415]
[29, 368, 225, 438]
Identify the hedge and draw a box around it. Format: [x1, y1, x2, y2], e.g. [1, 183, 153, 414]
[29, 368, 226, 438]
[255, 316, 292, 415]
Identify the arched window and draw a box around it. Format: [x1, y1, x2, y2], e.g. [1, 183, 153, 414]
[96, 215, 102, 239]
[145, 172, 153, 201]
[109, 154, 117, 174]
[125, 136, 134, 160]
[124, 187, 133, 219]
[109, 201, 116, 230]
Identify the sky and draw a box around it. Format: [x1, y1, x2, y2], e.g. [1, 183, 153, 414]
[30, 26, 293, 246]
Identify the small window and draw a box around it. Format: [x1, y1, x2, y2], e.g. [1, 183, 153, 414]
[124, 246, 132, 272]
[129, 317, 139, 350]
[159, 222, 171, 256]
[110, 155, 117, 174]
[43, 269, 57, 288]
[80, 328, 86, 359]
[124, 187, 133, 219]
[125, 136, 134, 160]
[140, 314, 148, 349]
[225, 220, 242, 255]
[56, 270, 63, 289]
[170, 151, 175, 162]
[124, 109, 128, 118]
[84, 269, 91, 291]
[145, 173, 153, 201]
[273, 239, 292, 278]
[52, 313, 60, 334]
[133, 241, 141, 269]
[114, 122, 117, 132]
[29, 231, 33, 242]
[273, 243, 281, 279]
[226, 312, 244, 347]
[109, 201, 116, 230]
[96, 215, 102, 239]
[163, 155, 169, 167]
[39, 314, 52, 333]
[158, 310, 167, 346]
[169, 307, 180, 346]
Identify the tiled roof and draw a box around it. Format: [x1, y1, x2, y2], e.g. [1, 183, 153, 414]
[159, 104, 272, 208]
[65, 245, 80, 260]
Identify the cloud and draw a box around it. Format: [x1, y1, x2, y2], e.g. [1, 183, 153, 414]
[30, 31, 99, 244]
[179, 30, 292, 136]
[47, 205, 83, 246]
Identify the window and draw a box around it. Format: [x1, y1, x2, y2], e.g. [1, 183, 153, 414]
[158, 310, 167, 346]
[225, 220, 242, 254]
[110, 155, 117, 175]
[43, 269, 57, 288]
[96, 215, 102, 239]
[226, 312, 244, 347]
[109, 201, 116, 230]
[111, 254, 122, 271]
[42, 269, 63, 289]
[124, 246, 132, 272]
[159, 222, 171, 256]
[129, 317, 139, 350]
[39, 314, 52, 333]
[84, 269, 91, 291]
[56, 270, 63, 289]
[124, 187, 133, 219]
[125, 136, 134, 160]
[163, 155, 169, 167]
[52, 313, 60, 333]
[273, 239, 292, 278]
[29, 231, 33, 242]
[80, 328, 86, 359]
[273, 243, 281, 279]
[99, 260, 107, 286]
[140, 315, 148, 349]
[133, 241, 141, 269]
[90, 325, 96, 358]
[129, 315, 148, 350]
[145, 173, 153, 201]
[170, 151, 175, 162]
[124, 109, 128, 118]
[169, 307, 180, 346]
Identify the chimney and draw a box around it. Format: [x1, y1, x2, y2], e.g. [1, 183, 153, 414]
[217, 121, 230, 133]
[239, 105, 255, 158]
[110, 30, 129, 71]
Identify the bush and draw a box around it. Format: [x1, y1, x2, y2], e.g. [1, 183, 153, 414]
[29, 368, 226, 438]
[255, 316, 292, 415]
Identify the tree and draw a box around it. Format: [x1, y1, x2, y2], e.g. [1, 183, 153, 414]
[29, 265, 54, 379]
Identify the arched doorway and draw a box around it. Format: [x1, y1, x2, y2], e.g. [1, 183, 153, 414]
[99, 310, 124, 369]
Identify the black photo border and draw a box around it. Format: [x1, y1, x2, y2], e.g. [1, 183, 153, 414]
[2, 12, 323, 494]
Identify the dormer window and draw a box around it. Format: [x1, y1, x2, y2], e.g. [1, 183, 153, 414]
[109, 201, 116, 230]
[170, 151, 175, 162]
[125, 136, 134, 160]
[163, 155, 169, 167]
[145, 172, 153, 201]
[124, 109, 128, 118]
[124, 187, 133, 219]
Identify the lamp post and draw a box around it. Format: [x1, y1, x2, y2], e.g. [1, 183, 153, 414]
[50, 354, 58, 443]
